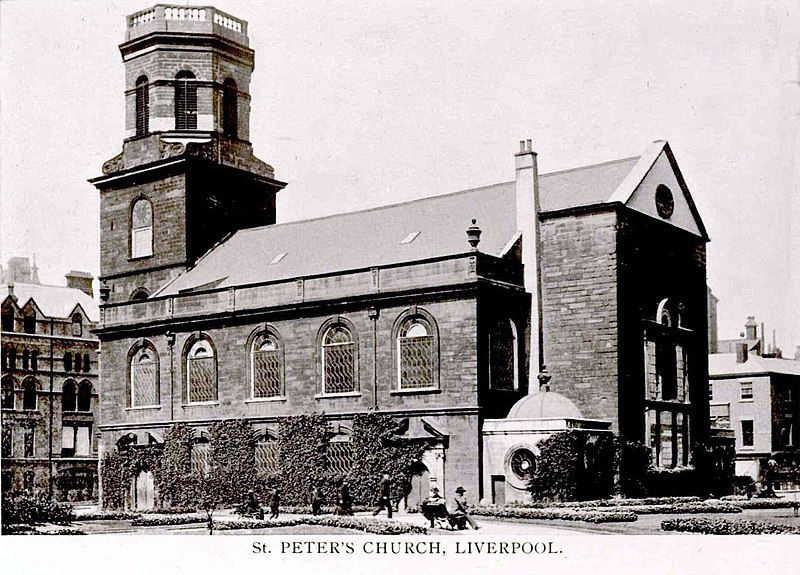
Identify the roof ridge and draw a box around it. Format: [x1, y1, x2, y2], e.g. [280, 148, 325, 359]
[538, 155, 640, 179]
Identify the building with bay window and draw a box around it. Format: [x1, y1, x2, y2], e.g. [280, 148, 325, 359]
[1, 258, 100, 501]
[91, 4, 712, 508]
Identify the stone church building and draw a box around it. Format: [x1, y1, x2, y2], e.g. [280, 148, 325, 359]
[91, 5, 711, 507]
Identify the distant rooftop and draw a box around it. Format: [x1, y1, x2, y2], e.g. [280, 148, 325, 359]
[709, 353, 800, 378]
[4, 282, 99, 323]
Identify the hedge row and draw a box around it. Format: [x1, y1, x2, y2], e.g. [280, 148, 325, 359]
[130, 514, 205, 527]
[721, 499, 800, 510]
[473, 506, 638, 523]
[507, 496, 702, 509]
[216, 516, 427, 535]
[661, 518, 800, 535]
[606, 502, 741, 515]
[1, 495, 75, 527]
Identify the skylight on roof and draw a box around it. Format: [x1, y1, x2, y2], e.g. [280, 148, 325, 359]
[269, 252, 288, 264]
[400, 231, 420, 244]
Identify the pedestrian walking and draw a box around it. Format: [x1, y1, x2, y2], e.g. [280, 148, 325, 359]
[372, 473, 393, 518]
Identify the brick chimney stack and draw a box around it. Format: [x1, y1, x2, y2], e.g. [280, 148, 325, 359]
[65, 271, 94, 298]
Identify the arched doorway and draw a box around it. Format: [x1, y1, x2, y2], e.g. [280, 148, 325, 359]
[132, 470, 155, 510]
[405, 460, 430, 510]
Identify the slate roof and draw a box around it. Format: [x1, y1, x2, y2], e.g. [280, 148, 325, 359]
[3, 282, 100, 323]
[157, 154, 644, 296]
[709, 354, 800, 378]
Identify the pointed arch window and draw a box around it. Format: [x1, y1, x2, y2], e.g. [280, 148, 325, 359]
[22, 378, 38, 411]
[63, 379, 77, 412]
[321, 324, 356, 395]
[397, 317, 436, 390]
[1, 306, 13, 331]
[72, 314, 83, 337]
[135, 75, 149, 136]
[175, 71, 197, 130]
[251, 330, 284, 399]
[186, 337, 217, 403]
[222, 78, 238, 138]
[23, 311, 36, 334]
[131, 198, 154, 259]
[130, 342, 159, 408]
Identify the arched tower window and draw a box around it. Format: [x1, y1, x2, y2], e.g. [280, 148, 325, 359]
[396, 315, 437, 390]
[1, 376, 14, 410]
[222, 78, 238, 138]
[62, 379, 77, 412]
[129, 341, 160, 408]
[175, 71, 197, 130]
[135, 75, 149, 136]
[186, 336, 217, 403]
[22, 378, 38, 410]
[131, 198, 153, 259]
[250, 329, 284, 399]
[321, 323, 356, 395]
[77, 380, 92, 412]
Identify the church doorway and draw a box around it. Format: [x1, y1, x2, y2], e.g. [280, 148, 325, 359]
[132, 470, 155, 510]
[405, 461, 431, 510]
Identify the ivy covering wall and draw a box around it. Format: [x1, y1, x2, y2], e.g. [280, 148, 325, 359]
[101, 413, 426, 510]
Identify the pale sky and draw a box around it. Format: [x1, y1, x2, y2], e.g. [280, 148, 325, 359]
[1, 0, 798, 351]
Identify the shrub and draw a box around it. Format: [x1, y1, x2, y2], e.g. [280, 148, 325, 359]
[645, 467, 699, 497]
[215, 515, 427, 535]
[1, 494, 75, 526]
[615, 437, 651, 497]
[661, 517, 800, 535]
[75, 511, 140, 521]
[507, 496, 702, 508]
[130, 514, 204, 527]
[610, 502, 741, 515]
[473, 505, 637, 523]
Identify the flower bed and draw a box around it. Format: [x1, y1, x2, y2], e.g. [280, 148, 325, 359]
[216, 516, 427, 535]
[3, 525, 86, 536]
[130, 514, 205, 527]
[238, 504, 372, 517]
[75, 511, 141, 521]
[661, 518, 800, 535]
[726, 499, 800, 510]
[473, 506, 637, 523]
[604, 502, 742, 515]
[506, 496, 701, 509]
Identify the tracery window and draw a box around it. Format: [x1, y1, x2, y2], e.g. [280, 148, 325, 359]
[175, 71, 197, 130]
[489, 319, 517, 390]
[186, 337, 217, 403]
[397, 317, 435, 390]
[135, 75, 149, 136]
[251, 331, 283, 399]
[130, 342, 159, 407]
[131, 198, 153, 259]
[321, 324, 356, 395]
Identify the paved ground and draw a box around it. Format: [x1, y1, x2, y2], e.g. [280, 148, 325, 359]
[34, 506, 800, 536]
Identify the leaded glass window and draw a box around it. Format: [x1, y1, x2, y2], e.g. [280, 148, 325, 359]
[255, 437, 279, 476]
[132, 347, 159, 407]
[187, 339, 217, 403]
[322, 325, 356, 394]
[489, 319, 517, 390]
[191, 441, 211, 476]
[326, 436, 353, 476]
[398, 319, 435, 390]
[252, 333, 283, 399]
[131, 198, 153, 258]
[175, 71, 197, 130]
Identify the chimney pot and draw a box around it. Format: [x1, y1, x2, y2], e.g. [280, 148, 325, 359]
[519, 140, 525, 153]
[526, 139, 532, 151]
[736, 342, 749, 364]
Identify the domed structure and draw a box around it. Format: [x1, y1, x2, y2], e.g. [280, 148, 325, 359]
[506, 388, 583, 419]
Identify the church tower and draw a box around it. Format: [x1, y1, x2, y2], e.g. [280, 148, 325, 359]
[91, 5, 286, 304]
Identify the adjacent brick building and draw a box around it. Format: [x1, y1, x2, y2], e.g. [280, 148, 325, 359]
[1, 258, 100, 501]
[91, 4, 712, 508]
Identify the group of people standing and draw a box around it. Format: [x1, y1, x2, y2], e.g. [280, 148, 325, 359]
[241, 475, 479, 530]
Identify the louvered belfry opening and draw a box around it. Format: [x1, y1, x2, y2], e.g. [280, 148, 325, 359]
[135, 75, 149, 136]
[175, 71, 197, 130]
[222, 78, 238, 137]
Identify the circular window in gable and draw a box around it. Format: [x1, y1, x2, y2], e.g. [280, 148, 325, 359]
[655, 184, 675, 219]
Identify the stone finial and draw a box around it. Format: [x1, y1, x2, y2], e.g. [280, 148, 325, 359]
[99, 282, 111, 303]
[537, 366, 552, 392]
[466, 219, 482, 250]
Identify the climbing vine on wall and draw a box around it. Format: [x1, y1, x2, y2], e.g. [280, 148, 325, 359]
[157, 424, 193, 508]
[209, 419, 256, 505]
[100, 444, 162, 510]
[276, 414, 330, 505]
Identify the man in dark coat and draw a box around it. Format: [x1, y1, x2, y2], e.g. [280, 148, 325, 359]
[268, 487, 280, 519]
[372, 473, 393, 518]
[311, 485, 323, 515]
[338, 480, 354, 516]
[450, 486, 479, 530]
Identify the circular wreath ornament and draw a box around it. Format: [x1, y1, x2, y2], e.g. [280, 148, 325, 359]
[655, 184, 675, 219]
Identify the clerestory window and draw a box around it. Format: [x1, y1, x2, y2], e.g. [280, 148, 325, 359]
[175, 71, 197, 130]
